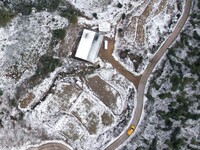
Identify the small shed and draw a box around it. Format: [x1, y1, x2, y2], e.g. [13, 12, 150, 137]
[99, 22, 111, 32]
[75, 29, 103, 63]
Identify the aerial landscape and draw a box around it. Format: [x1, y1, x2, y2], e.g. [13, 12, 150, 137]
[0, 0, 199, 150]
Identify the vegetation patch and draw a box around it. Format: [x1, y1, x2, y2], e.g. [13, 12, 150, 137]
[59, 3, 81, 24]
[0, 9, 14, 27]
[0, 90, 3, 96]
[35, 54, 61, 77]
[50, 28, 66, 48]
[13, 0, 61, 15]
[144, 4, 200, 149]
[52, 29, 66, 40]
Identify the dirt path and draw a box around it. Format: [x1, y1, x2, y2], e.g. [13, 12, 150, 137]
[99, 37, 141, 89]
[105, 0, 192, 149]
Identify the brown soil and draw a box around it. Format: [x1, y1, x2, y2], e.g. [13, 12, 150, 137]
[19, 92, 35, 108]
[87, 75, 119, 111]
[101, 112, 114, 126]
[99, 38, 141, 88]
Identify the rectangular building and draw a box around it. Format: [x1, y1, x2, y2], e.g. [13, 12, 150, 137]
[75, 29, 103, 63]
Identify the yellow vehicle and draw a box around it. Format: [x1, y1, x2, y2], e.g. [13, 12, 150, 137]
[127, 125, 135, 136]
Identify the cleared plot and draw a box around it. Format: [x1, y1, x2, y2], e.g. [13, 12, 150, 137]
[135, 0, 159, 45]
[54, 115, 85, 141]
[87, 75, 121, 114]
[50, 82, 82, 111]
[19, 92, 35, 108]
[135, 24, 145, 46]
[25, 81, 83, 127]
[124, 17, 137, 42]
[71, 94, 114, 135]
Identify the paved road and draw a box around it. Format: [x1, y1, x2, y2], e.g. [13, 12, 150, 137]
[105, 0, 192, 149]
[26, 0, 192, 150]
[27, 142, 71, 150]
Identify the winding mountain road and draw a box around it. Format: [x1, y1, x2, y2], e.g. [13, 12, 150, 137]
[105, 0, 192, 149]
[26, 0, 192, 149]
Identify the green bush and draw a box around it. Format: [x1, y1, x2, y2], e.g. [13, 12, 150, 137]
[198, 0, 200, 9]
[52, 29, 66, 40]
[149, 137, 157, 150]
[59, 4, 81, 24]
[35, 0, 61, 12]
[193, 30, 200, 40]
[50, 29, 66, 48]
[0, 90, 3, 96]
[13, 0, 61, 15]
[35, 55, 61, 77]
[166, 127, 184, 149]
[0, 9, 13, 27]
[13, 2, 33, 15]
[158, 92, 172, 99]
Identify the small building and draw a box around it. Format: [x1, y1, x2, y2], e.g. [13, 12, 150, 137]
[75, 29, 103, 63]
[99, 22, 111, 32]
[104, 40, 108, 50]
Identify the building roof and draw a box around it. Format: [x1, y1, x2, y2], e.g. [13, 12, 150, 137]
[99, 22, 111, 32]
[75, 29, 103, 63]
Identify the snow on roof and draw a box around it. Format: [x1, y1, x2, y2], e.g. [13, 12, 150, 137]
[75, 29, 103, 63]
[104, 40, 108, 50]
[99, 22, 111, 32]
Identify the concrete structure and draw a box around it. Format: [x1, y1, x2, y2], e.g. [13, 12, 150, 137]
[104, 40, 108, 50]
[75, 29, 103, 63]
[99, 22, 111, 32]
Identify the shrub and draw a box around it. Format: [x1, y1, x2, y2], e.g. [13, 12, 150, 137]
[92, 13, 98, 19]
[0, 9, 13, 27]
[145, 93, 154, 102]
[59, 4, 81, 24]
[35, 55, 61, 77]
[149, 137, 157, 150]
[198, 0, 200, 9]
[52, 29, 66, 40]
[122, 13, 126, 20]
[14, 2, 33, 15]
[158, 92, 172, 99]
[35, 0, 60, 11]
[193, 30, 200, 40]
[50, 29, 66, 48]
[117, 2, 123, 8]
[118, 28, 123, 32]
[0, 90, 3, 96]
[13, 0, 61, 15]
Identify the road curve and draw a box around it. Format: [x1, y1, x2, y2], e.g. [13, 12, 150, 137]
[104, 0, 192, 149]
[26, 142, 71, 150]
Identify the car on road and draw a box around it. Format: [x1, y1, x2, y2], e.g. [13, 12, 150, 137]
[127, 125, 135, 136]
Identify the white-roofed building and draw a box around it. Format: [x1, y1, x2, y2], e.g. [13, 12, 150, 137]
[99, 22, 111, 32]
[75, 29, 103, 63]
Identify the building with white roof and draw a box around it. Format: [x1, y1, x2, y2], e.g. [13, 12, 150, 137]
[99, 22, 111, 32]
[75, 29, 103, 63]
